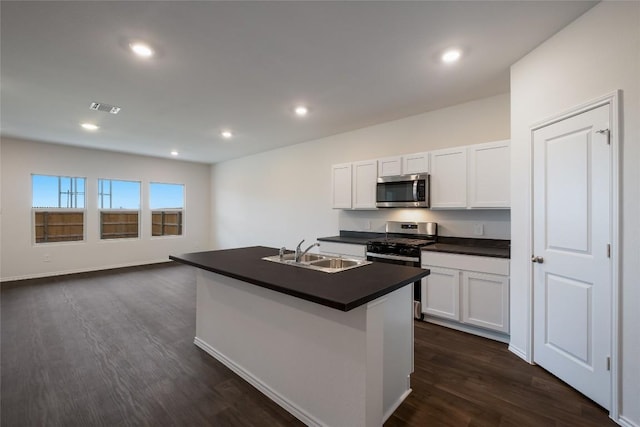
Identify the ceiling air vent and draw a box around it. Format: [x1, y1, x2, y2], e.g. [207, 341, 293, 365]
[89, 102, 121, 114]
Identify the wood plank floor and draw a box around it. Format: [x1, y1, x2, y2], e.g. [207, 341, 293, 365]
[1, 263, 615, 427]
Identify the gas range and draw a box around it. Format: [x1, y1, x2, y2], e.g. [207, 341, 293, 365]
[365, 222, 437, 320]
[365, 222, 437, 263]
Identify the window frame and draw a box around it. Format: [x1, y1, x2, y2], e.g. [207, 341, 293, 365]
[97, 178, 141, 241]
[149, 182, 185, 238]
[31, 174, 87, 245]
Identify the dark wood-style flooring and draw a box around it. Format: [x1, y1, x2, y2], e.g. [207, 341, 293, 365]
[1, 263, 615, 426]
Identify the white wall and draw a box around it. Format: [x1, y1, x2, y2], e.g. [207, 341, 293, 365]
[210, 92, 510, 251]
[0, 137, 211, 281]
[339, 209, 510, 240]
[510, 2, 639, 425]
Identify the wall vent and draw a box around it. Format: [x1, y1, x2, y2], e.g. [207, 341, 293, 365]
[89, 102, 121, 114]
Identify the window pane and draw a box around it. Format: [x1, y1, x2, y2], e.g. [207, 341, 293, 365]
[152, 211, 183, 236]
[100, 211, 139, 240]
[35, 211, 84, 243]
[32, 174, 85, 208]
[150, 183, 184, 209]
[98, 179, 140, 209]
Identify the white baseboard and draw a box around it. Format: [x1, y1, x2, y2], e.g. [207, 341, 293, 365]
[0, 259, 172, 283]
[423, 317, 510, 343]
[193, 336, 324, 427]
[618, 415, 640, 427]
[508, 344, 531, 363]
[383, 388, 412, 422]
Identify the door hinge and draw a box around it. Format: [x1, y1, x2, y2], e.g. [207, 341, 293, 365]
[607, 244, 611, 258]
[606, 356, 611, 371]
[596, 128, 610, 145]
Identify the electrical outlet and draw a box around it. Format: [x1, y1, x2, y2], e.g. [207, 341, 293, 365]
[364, 220, 372, 230]
[473, 224, 484, 236]
[43, 254, 51, 262]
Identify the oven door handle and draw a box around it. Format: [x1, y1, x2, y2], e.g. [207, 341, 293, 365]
[366, 252, 420, 263]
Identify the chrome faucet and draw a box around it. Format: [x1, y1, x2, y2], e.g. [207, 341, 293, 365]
[295, 239, 320, 262]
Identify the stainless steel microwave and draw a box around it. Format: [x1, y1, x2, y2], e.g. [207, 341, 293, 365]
[376, 174, 429, 208]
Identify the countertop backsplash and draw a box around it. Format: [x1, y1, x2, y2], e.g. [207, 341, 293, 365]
[339, 209, 510, 240]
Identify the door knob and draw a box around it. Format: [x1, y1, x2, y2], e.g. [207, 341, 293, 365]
[531, 256, 544, 263]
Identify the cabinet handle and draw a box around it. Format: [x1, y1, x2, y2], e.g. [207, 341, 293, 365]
[531, 256, 544, 263]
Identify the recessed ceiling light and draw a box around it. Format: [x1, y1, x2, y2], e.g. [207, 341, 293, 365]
[294, 105, 309, 117]
[221, 130, 233, 139]
[129, 42, 154, 58]
[80, 123, 99, 131]
[170, 150, 179, 156]
[441, 49, 462, 64]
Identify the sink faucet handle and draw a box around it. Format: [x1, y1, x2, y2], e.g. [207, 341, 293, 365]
[279, 247, 286, 260]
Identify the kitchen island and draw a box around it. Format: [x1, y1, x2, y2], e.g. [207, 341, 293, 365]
[170, 246, 429, 427]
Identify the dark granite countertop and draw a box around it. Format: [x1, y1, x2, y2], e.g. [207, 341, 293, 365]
[317, 231, 381, 245]
[421, 237, 510, 259]
[318, 231, 510, 259]
[170, 246, 429, 312]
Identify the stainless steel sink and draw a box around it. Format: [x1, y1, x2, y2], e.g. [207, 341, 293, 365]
[279, 253, 325, 262]
[309, 258, 363, 269]
[262, 254, 372, 273]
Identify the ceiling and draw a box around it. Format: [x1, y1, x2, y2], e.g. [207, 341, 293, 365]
[1, 1, 597, 164]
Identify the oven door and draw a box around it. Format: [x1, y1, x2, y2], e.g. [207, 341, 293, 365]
[366, 252, 424, 319]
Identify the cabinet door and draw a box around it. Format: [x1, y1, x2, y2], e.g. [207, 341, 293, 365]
[461, 271, 509, 333]
[468, 140, 510, 208]
[331, 163, 352, 209]
[352, 160, 378, 209]
[402, 152, 430, 174]
[430, 147, 467, 209]
[378, 156, 402, 177]
[318, 241, 366, 260]
[421, 266, 460, 320]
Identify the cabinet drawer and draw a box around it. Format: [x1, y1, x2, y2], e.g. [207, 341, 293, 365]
[421, 252, 509, 276]
[319, 241, 366, 259]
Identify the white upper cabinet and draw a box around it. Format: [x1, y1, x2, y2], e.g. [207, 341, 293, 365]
[352, 160, 378, 209]
[468, 140, 510, 208]
[332, 140, 507, 210]
[378, 152, 430, 177]
[430, 147, 468, 209]
[430, 140, 510, 210]
[331, 163, 352, 209]
[378, 156, 402, 177]
[402, 152, 430, 175]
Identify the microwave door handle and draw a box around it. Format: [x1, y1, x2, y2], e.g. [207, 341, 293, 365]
[413, 180, 418, 201]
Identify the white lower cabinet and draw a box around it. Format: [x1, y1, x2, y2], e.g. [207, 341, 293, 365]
[422, 267, 459, 321]
[421, 252, 509, 339]
[318, 241, 366, 260]
[461, 271, 509, 333]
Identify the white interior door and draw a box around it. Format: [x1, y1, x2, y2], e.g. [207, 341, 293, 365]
[532, 104, 611, 409]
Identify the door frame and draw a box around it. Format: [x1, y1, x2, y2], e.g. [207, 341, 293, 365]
[529, 90, 620, 418]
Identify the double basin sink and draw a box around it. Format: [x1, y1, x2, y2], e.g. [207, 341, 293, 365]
[262, 253, 371, 273]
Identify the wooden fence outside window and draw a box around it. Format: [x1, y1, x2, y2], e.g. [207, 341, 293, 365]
[34, 211, 84, 243]
[152, 211, 183, 236]
[100, 211, 139, 239]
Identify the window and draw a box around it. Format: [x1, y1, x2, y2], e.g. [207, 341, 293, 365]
[98, 179, 140, 240]
[150, 183, 184, 236]
[32, 174, 86, 243]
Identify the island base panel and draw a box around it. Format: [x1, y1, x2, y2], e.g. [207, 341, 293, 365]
[194, 269, 413, 427]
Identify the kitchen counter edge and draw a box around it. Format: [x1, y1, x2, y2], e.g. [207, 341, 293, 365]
[170, 246, 429, 312]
